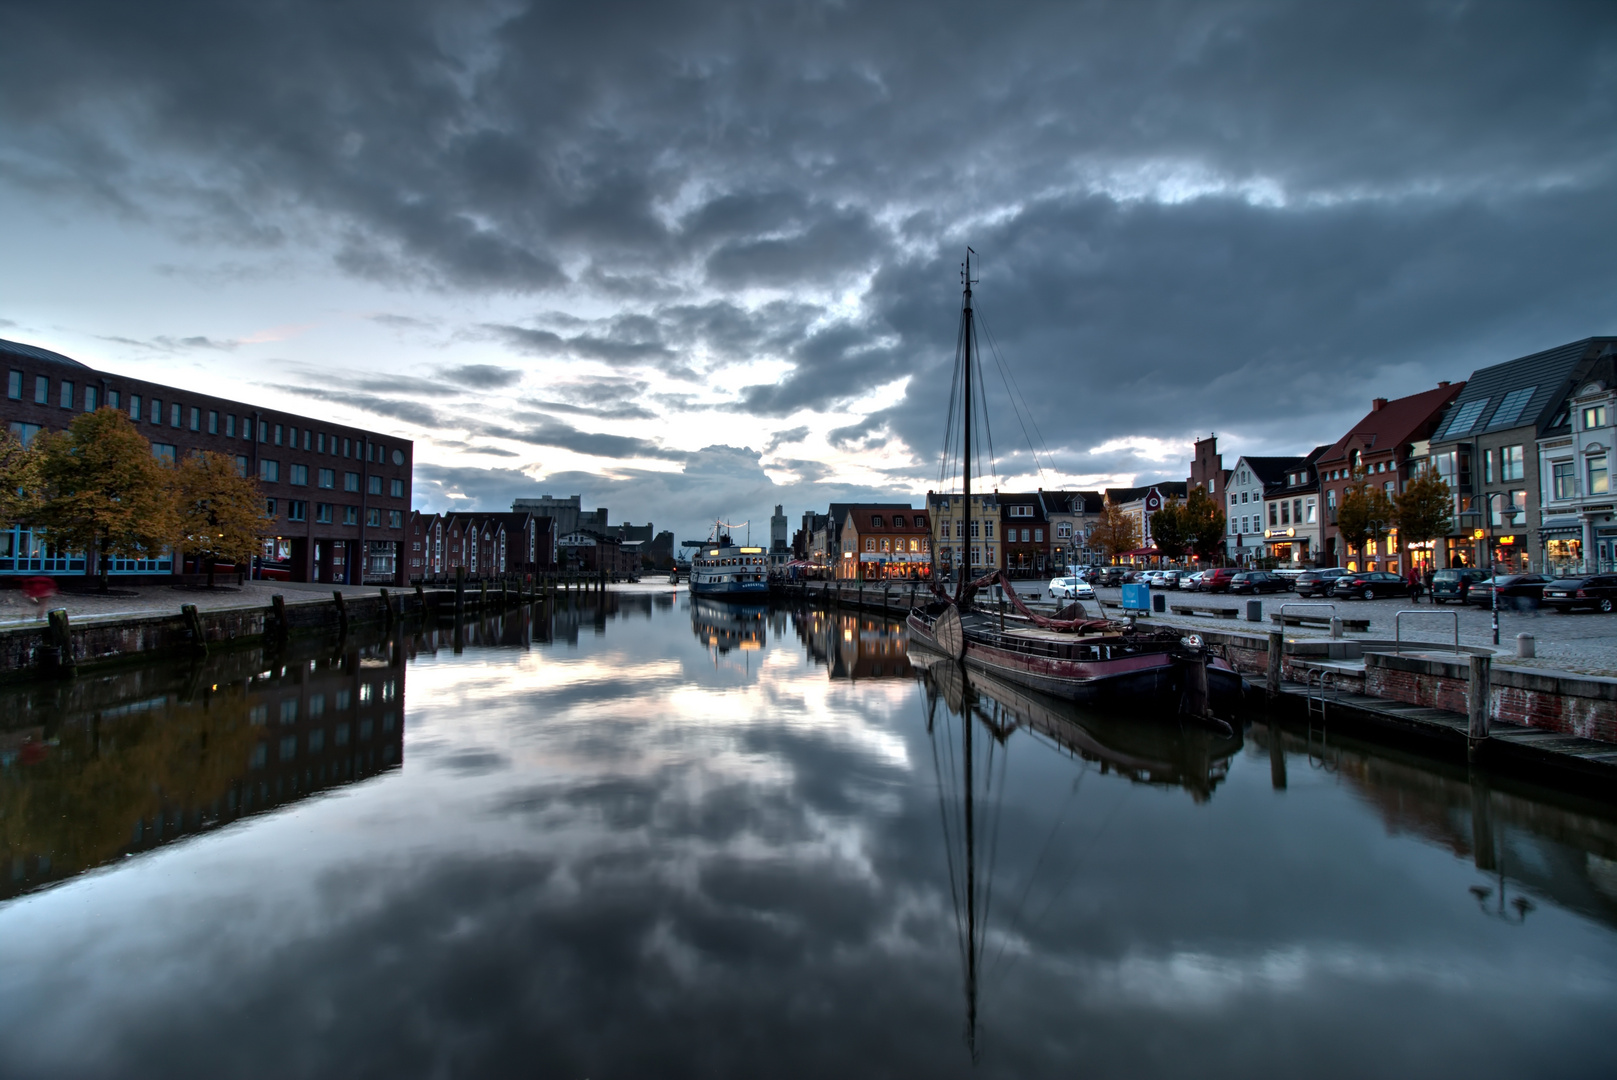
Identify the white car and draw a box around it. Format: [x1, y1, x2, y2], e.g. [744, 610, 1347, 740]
[1047, 576, 1096, 601]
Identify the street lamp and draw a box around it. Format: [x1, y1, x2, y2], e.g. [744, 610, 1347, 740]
[1472, 493, 1515, 646]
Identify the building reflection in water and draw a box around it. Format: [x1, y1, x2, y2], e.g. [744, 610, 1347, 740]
[789, 606, 914, 680]
[1253, 720, 1617, 932]
[0, 634, 408, 902]
[690, 598, 768, 655]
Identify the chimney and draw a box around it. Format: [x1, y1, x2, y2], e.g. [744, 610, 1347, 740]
[1438, 381, 1450, 387]
[1372, 397, 1388, 412]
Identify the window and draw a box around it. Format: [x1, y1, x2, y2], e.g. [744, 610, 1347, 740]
[1229, 492, 1237, 506]
[260, 459, 279, 482]
[344, 471, 360, 492]
[1442, 398, 1488, 437]
[316, 433, 325, 453]
[1384, 481, 1395, 496]
[880, 537, 891, 553]
[1240, 491, 1248, 503]
[235, 455, 249, 477]
[1009, 505, 1032, 518]
[207, 410, 218, 434]
[369, 443, 378, 462]
[315, 503, 333, 524]
[273, 424, 283, 446]
[8, 422, 41, 448]
[1585, 405, 1608, 431]
[866, 537, 875, 551]
[984, 521, 994, 539]
[225, 414, 235, 437]
[389, 510, 403, 528]
[6, 371, 19, 399]
[189, 406, 201, 431]
[1489, 386, 1536, 430]
[303, 429, 312, 450]
[151, 443, 177, 464]
[128, 393, 140, 419]
[1268, 504, 1278, 527]
[343, 506, 358, 525]
[367, 508, 382, 527]
[289, 464, 308, 486]
[1591, 455, 1610, 496]
[343, 438, 352, 457]
[317, 468, 334, 488]
[259, 420, 268, 442]
[1056, 523, 1072, 539]
[34, 375, 48, 404]
[83, 385, 97, 411]
[390, 478, 404, 498]
[148, 398, 161, 424]
[107, 390, 119, 409]
[265, 498, 277, 517]
[59, 380, 74, 408]
[970, 520, 979, 539]
[287, 500, 307, 522]
[1500, 444, 1524, 481]
[288, 426, 297, 447]
[1034, 528, 1043, 542]
[1305, 498, 1317, 524]
[1483, 449, 1494, 484]
[367, 475, 382, 496]
[170, 403, 181, 427]
[1553, 460, 1575, 500]
[870, 515, 883, 528]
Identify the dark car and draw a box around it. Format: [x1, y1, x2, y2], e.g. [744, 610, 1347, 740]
[1294, 567, 1351, 597]
[1097, 567, 1128, 588]
[1542, 575, 1617, 613]
[1202, 567, 1240, 593]
[1467, 574, 1550, 609]
[1429, 567, 1489, 604]
[1329, 571, 1410, 600]
[1228, 571, 1290, 595]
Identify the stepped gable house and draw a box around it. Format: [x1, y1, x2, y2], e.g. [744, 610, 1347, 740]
[1317, 382, 1464, 572]
[1431, 338, 1616, 574]
[2, 338, 412, 585]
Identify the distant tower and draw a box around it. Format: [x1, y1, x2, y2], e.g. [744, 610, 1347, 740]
[770, 504, 788, 552]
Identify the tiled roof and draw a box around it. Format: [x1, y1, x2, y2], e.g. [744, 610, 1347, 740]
[1432, 338, 1615, 443]
[1234, 456, 1304, 487]
[1319, 383, 1465, 465]
[847, 507, 928, 532]
[0, 337, 93, 370]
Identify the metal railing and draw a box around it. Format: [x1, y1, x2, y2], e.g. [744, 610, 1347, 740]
[1393, 609, 1460, 655]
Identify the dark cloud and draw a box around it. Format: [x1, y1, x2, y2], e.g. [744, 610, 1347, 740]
[474, 413, 686, 462]
[762, 426, 808, 454]
[440, 363, 522, 389]
[276, 386, 449, 429]
[3, 0, 1616, 493]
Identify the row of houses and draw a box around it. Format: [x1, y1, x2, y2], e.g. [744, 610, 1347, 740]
[1192, 337, 1616, 576]
[404, 505, 663, 581]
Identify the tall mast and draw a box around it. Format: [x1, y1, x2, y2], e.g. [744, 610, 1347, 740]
[959, 249, 975, 602]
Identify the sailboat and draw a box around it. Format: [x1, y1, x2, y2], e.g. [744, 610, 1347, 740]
[906, 251, 1243, 717]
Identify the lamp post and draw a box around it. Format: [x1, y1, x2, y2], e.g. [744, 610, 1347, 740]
[1472, 493, 1514, 646]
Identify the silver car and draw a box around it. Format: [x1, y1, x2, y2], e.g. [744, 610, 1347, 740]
[1047, 575, 1096, 601]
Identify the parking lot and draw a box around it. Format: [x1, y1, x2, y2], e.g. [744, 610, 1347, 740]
[1009, 578, 1617, 677]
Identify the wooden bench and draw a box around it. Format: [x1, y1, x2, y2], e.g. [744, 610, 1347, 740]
[1270, 613, 1370, 631]
[1171, 605, 1240, 619]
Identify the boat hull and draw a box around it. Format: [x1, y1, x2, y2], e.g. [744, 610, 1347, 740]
[689, 580, 770, 599]
[907, 608, 1243, 711]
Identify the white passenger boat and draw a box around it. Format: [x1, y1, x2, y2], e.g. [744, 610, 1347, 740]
[689, 523, 770, 599]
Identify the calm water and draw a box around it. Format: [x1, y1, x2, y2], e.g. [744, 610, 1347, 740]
[2, 588, 1615, 1078]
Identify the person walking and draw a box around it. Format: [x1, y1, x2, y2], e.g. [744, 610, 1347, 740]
[1406, 564, 1423, 603]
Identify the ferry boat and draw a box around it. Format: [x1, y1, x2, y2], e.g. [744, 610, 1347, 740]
[689, 523, 770, 599]
[906, 252, 1243, 720]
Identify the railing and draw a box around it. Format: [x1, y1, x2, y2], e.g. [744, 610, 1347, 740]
[1393, 609, 1460, 655]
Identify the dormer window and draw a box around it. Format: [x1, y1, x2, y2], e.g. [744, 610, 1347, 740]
[871, 515, 883, 528]
[1584, 405, 1608, 431]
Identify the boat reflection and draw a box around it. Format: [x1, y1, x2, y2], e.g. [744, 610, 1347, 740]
[691, 597, 768, 654]
[0, 634, 407, 902]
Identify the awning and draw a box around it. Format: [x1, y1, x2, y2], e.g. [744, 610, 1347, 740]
[1538, 525, 1582, 539]
[1122, 547, 1161, 557]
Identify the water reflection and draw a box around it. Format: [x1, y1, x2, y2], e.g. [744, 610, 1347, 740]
[788, 606, 914, 680]
[0, 635, 406, 901]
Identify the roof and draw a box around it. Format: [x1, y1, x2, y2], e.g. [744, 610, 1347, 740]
[846, 507, 929, 532]
[1233, 456, 1304, 487]
[1105, 482, 1188, 504]
[1432, 338, 1615, 443]
[1542, 354, 1617, 436]
[828, 502, 910, 535]
[1319, 382, 1465, 465]
[1039, 490, 1105, 514]
[0, 337, 93, 370]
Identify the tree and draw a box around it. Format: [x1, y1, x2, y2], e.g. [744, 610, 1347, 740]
[0, 427, 41, 531]
[34, 408, 181, 592]
[1089, 499, 1141, 561]
[176, 451, 266, 586]
[1149, 499, 1191, 560]
[1395, 470, 1454, 554]
[1181, 486, 1227, 562]
[1337, 470, 1397, 566]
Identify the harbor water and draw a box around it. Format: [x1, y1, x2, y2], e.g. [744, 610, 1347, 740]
[1, 586, 1615, 1078]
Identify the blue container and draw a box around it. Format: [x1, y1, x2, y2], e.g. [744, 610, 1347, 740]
[1121, 583, 1150, 611]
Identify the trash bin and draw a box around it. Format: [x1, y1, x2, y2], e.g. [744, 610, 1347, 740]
[1245, 599, 1262, 622]
[1152, 592, 1166, 614]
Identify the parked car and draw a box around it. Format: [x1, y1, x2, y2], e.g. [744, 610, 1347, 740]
[1228, 570, 1290, 595]
[1202, 567, 1239, 593]
[1329, 571, 1411, 600]
[1467, 574, 1549, 608]
[1542, 575, 1617, 613]
[1154, 570, 1182, 589]
[1047, 575, 1097, 601]
[1293, 567, 1351, 597]
[1181, 570, 1206, 591]
[1097, 567, 1128, 588]
[1429, 567, 1489, 604]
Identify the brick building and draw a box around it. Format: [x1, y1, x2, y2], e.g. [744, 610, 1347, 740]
[407, 511, 555, 580]
[839, 507, 931, 580]
[2, 338, 412, 584]
[998, 493, 1051, 576]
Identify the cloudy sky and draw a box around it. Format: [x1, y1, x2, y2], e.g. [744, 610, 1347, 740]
[2, 1, 1614, 543]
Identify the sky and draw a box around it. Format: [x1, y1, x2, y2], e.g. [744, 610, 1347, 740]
[2, 1, 1615, 545]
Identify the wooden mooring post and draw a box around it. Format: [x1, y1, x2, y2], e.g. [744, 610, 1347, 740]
[45, 608, 75, 677]
[333, 590, 349, 637]
[415, 583, 426, 616]
[1467, 653, 1492, 758]
[181, 603, 207, 656]
[270, 594, 288, 641]
[1266, 631, 1283, 697]
[455, 566, 466, 617]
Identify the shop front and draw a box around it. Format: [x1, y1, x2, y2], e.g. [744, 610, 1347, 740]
[858, 551, 932, 580]
[1262, 527, 1309, 566]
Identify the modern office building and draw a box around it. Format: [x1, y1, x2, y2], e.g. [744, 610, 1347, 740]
[1, 338, 413, 584]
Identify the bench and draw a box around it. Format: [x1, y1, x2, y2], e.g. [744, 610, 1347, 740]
[1171, 604, 1240, 619]
[1270, 613, 1370, 631]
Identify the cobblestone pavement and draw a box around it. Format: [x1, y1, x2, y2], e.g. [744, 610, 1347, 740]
[1005, 580, 1617, 677]
[0, 579, 390, 628]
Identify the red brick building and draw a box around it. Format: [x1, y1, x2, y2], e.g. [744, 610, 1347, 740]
[999, 493, 1051, 576]
[839, 507, 931, 580]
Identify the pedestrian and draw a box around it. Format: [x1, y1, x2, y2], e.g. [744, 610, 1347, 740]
[1406, 564, 1423, 602]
